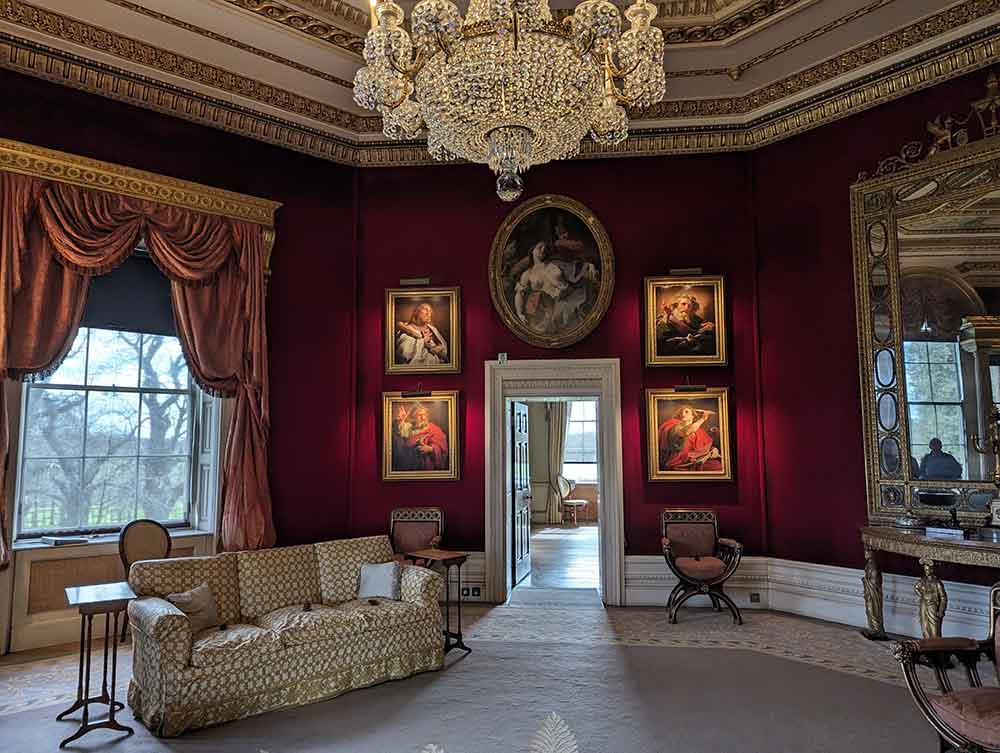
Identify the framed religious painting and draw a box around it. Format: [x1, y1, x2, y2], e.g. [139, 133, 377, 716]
[646, 387, 732, 481]
[645, 276, 727, 366]
[489, 195, 614, 349]
[382, 391, 460, 481]
[385, 287, 461, 374]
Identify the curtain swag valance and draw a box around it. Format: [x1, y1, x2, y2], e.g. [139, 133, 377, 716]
[0, 169, 278, 567]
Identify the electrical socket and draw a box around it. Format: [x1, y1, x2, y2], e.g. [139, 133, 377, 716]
[749, 592, 761, 603]
[471, 587, 481, 597]
[461, 587, 470, 597]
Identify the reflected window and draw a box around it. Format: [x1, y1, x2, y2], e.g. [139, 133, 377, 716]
[904, 341, 966, 479]
[562, 400, 599, 483]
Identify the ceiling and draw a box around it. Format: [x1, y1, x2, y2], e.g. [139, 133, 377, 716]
[1, 0, 998, 165]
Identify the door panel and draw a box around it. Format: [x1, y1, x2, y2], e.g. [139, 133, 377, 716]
[511, 401, 532, 586]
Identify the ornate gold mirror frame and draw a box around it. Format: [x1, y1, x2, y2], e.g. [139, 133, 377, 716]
[852, 72, 1000, 527]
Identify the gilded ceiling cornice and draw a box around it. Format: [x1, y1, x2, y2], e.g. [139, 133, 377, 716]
[104, 0, 353, 89]
[0, 0, 377, 132]
[0, 20, 997, 167]
[218, 0, 364, 56]
[637, 0, 1000, 119]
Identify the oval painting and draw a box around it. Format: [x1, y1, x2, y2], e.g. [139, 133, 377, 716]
[489, 195, 614, 348]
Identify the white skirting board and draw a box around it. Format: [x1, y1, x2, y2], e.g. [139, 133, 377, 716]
[624, 555, 995, 639]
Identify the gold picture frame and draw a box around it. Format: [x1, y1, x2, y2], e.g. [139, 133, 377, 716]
[385, 287, 461, 374]
[488, 194, 615, 349]
[646, 388, 732, 481]
[382, 391, 460, 481]
[645, 276, 727, 366]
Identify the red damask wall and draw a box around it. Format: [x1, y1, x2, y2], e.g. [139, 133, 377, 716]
[1, 65, 995, 575]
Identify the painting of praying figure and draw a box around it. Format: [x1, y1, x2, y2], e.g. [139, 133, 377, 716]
[382, 391, 459, 481]
[385, 287, 460, 374]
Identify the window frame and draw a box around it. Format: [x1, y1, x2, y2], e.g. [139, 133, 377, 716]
[12, 327, 220, 540]
[903, 340, 968, 477]
[562, 400, 599, 482]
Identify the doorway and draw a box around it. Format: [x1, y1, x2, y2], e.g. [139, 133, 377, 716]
[509, 398, 601, 605]
[484, 358, 625, 606]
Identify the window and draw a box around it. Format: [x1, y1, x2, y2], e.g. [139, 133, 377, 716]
[904, 341, 966, 478]
[14, 326, 218, 537]
[562, 400, 599, 483]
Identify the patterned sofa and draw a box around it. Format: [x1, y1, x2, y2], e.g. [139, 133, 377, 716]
[126, 535, 444, 736]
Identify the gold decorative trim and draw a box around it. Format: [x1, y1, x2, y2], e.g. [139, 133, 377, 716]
[104, 0, 354, 89]
[0, 0, 376, 132]
[0, 137, 280, 227]
[219, 0, 365, 56]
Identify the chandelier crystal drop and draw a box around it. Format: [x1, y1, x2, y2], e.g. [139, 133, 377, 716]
[353, 0, 666, 201]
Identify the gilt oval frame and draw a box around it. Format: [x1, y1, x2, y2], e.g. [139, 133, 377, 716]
[488, 195, 615, 349]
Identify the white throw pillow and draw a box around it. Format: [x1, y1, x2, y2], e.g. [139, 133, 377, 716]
[358, 561, 401, 600]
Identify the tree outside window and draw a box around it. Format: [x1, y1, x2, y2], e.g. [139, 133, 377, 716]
[904, 341, 966, 479]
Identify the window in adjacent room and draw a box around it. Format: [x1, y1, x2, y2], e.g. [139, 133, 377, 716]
[13, 251, 220, 539]
[562, 400, 599, 483]
[904, 340, 966, 479]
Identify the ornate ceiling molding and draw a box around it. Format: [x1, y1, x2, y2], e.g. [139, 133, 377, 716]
[104, 0, 353, 89]
[0, 12, 997, 167]
[218, 0, 364, 56]
[0, 0, 375, 131]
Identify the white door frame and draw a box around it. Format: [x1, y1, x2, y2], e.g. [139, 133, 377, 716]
[484, 358, 625, 605]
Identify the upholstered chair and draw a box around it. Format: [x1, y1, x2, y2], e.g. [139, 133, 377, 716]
[390, 507, 443, 567]
[661, 509, 743, 625]
[893, 583, 1000, 753]
[118, 519, 172, 639]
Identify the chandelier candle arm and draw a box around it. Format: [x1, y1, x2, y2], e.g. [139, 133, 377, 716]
[353, 0, 666, 201]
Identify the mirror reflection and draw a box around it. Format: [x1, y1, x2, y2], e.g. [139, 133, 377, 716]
[898, 188, 1000, 482]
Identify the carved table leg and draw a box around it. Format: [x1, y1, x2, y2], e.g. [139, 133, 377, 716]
[915, 557, 947, 639]
[861, 546, 887, 640]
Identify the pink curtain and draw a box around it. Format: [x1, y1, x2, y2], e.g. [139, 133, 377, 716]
[0, 174, 275, 568]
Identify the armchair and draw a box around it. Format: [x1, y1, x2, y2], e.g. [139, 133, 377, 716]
[390, 507, 443, 567]
[661, 509, 743, 625]
[893, 583, 1000, 752]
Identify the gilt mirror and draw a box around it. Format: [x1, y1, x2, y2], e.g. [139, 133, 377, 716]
[852, 72, 1000, 526]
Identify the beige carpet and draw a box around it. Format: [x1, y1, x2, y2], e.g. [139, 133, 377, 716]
[1, 605, 993, 752]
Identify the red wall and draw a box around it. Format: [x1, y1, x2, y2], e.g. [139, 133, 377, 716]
[0, 70, 358, 546]
[353, 156, 763, 554]
[2, 65, 996, 576]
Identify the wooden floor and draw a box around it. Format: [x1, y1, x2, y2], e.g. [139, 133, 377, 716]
[519, 523, 599, 589]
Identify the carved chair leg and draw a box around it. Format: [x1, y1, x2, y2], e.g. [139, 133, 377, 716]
[709, 594, 721, 612]
[713, 588, 743, 625]
[669, 587, 700, 624]
[666, 582, 684, 611]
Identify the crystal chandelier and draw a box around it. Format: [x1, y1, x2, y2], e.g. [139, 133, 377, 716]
[353, 0, 666, 201]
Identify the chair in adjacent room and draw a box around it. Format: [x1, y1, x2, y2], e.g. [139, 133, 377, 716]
[118, 518, 172, 639]
[661, 509, 743, 625]
[894, 583, 1000, 753]
[557, 474, 586, 527]
[390, 507, 444, 567]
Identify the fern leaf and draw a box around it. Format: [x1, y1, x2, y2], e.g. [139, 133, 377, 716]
[529, 713, 578, 753]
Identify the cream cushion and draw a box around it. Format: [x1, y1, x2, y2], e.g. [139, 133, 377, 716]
[316, 535, 394, 604]
[190, 624, 279, 668]
[166, 582, 220, 633]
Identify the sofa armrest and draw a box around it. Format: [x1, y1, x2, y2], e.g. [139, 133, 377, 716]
[128, 597, 192, 665]
[401, 565, 443, 608]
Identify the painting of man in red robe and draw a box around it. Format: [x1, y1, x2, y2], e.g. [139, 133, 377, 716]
[385, 393, 458, 479]
[658, 404, 722, 472]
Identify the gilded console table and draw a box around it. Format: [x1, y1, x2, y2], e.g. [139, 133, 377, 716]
[861, 526, 1000, 640]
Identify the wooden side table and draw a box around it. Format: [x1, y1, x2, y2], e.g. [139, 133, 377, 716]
[58, 582, 136, 748]
[406, 548, 472, 654]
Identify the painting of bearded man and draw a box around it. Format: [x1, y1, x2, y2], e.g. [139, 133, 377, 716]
[647, 388, 732, 481]
[383, 391, 459, 480]
[645, 276, 727, 366]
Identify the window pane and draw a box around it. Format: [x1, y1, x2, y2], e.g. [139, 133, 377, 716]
[87, 329, 140, 387]
[23, 388, 85, 458]
[904, 363, 932, 402]
[927, 342, 957, 364]
[991, 365, 1000, 405]
[904, 341, 928, 363]
[86, 391, 140, 457]
[138, 457, 189, 522]
[140, 394, 190, 456]
[932, 405, 965, 446]
[929, 361, 961, 402]
[83, 457, 137, 527]
[43, 328, 88, 386]
[562, 462, 598, 482]
[141, 335, 189, 390]
[907, 404, 935, 445]
[19, 458, 82, 532]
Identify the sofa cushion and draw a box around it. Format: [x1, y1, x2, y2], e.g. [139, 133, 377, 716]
[359, 562, 401, 600]
[258, 599, 436, 647]
[674, 556, 726, 581]
[237, 544, 321, 620]
[190, 624, 279, 668]
[929, 688, 1000, 748]
[166, 582, 219, 633]
[316, 536, 395, 604]
[129, 553, 241, 625]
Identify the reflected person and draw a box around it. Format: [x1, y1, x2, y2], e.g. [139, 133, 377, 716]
[918, 438, 963, 480]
